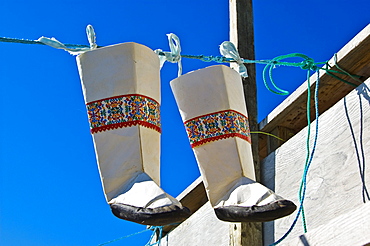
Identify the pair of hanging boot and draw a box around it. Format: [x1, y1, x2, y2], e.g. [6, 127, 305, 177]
[76, 42, 296, 226]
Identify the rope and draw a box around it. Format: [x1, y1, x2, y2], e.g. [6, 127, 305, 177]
[325, 70, 359, 87]
[145, 226, 164, 246]
[250, 131, 285, 142]
[333, 53, 363, 84]
[269, 70, 320, 245]
[344, 93, 370, 202]
[97, 226, 164, 246]
[0, 36, 93, 48]
[0, 34, 361, 89]
[98, 229, 150, 246]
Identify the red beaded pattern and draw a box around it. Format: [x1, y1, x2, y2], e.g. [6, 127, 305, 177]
[86, 94, 161, 134]
[184, 110, 251, 147]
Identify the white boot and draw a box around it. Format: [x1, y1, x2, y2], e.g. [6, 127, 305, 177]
[171, 65, 296, 222]
[76, 42, 189, 225]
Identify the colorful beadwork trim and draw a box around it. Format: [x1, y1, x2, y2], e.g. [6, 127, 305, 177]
[184, 110, 251, 148]
[86, 94, 161, 134]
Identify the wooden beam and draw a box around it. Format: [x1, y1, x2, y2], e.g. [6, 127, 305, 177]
[230, 1, 263, 246]
[162, 177, 207, 235]
[230, 0, 259, 181]
[259, 23, 370, 160]
[176, 176, 207, 213]
[157, 202, 230, 246]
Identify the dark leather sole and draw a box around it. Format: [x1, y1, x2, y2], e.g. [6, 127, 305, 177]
[214, 199, 297, 222]
[110, 203, 191, 226]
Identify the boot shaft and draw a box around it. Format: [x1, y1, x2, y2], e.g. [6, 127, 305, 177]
[76, 43, 162, 201]
[77, 42, 160, 103]
[171, 65, 256, 205]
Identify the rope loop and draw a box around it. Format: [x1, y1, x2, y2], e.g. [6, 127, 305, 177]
[86, 24, 97, 50]
[262, 53, 324, 96]
[262, 57, 289, 95]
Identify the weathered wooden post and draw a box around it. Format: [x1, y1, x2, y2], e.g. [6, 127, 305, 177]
[229, 0, 263, 245]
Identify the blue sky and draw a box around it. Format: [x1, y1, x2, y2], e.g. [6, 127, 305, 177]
[0, 1, 369, 245]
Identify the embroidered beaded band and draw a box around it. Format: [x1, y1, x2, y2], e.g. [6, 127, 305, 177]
[86, 94, 161, 134]
[184, 109, 251, 148]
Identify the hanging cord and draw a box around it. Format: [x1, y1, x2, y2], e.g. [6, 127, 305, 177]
[332, 53, 362, 84]
[98, 228, 151, 246]
[299, 69, 318, 233]
[145, 226, 164, 246]
[97, 226, 164, 246]
[320, 53, 362, 87]
[269, 69, 320, 246]
[250, 131, 285, 142]
[344, 90, 370, 202]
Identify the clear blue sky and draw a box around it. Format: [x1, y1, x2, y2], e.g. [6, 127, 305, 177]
[0, 1, 368, 245]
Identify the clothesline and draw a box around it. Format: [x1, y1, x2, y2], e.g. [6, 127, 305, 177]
[0, 34, 360, 96]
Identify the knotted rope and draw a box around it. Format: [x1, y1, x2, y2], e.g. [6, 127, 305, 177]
[155, 33, 182, 77]
[38, 25, 97, 55]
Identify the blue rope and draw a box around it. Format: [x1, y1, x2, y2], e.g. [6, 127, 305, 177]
[98, 229, 150, 246]
[344, 92, 370, 202]
[145, 226, 164, 246]
[299, 70, 314, 233]
[269, 70, 320, 245]
[0, 35, 360, 91]
[97, 226, 164, 246]
[0, 36, 97, 49]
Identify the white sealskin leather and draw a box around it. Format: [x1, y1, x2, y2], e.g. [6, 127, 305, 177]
[77, 42, 182, 209]
[214, 177, 284, 208]
[171, 65, 285, 208]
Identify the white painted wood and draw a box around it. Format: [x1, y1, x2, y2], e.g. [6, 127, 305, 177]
[176, 176, 202, 201]
[284, 202, 370, 245]
[262, 77, 370, 245]
[158, 202, 230, 246]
